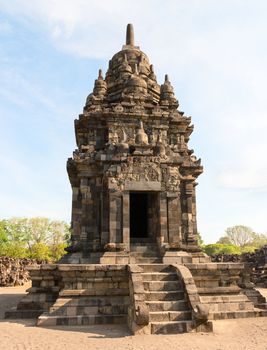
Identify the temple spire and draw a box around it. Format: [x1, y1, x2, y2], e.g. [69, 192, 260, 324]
[126, 23, 134, 46]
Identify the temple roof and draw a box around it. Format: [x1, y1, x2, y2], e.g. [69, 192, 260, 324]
[85, 24, 178, 108]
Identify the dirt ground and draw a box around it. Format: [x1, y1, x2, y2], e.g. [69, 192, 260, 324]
[0, 285, 267, 350]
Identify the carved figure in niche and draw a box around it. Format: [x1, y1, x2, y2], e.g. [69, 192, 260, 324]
[117, 127, 135, 144]
[108, 128, 119, 146]
[154, 133, 167, 159]
[113, 104, 124, 113]
[144, 165, 161, 182]
[117, 129, 129, 153]
[135, 120, 148, 145]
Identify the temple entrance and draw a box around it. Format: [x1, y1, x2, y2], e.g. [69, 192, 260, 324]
[130, 192, 148, 239]
[129, 192, 159, 242]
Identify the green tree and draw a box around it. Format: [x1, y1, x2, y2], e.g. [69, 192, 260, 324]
[26, 217, 51, 246]
[0, 217, 70, 261]
[224, 225, 254, 247]
[250, 232, 267, 248]
[48, 220, 70, 246]
[217, 225, 267, 250]
[2, 217, 31, 245]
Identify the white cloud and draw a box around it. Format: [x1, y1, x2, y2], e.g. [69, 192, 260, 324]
[218, 168, 267, 190]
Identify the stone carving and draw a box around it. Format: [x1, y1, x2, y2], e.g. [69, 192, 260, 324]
[106, 160, 161, 190]
[135, 120, 148, 145]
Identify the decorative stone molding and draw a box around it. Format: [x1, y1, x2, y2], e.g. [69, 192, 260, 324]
[172, 264, 209, 323]
[127, 264, 150, 334]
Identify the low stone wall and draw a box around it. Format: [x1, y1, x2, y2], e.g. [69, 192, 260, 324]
[0, 257, 43, 287]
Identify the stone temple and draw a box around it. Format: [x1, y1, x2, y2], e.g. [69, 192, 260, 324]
[63, 23, 203, 264]
[6, 24, 267, 334]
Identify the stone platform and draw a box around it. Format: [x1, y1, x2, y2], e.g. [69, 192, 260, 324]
[5, 261, 267, 334]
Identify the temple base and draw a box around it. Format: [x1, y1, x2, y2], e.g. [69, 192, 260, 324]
[5, 258, 267, 333]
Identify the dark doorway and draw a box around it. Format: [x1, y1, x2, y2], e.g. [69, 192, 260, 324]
[130, 193, 148, 238]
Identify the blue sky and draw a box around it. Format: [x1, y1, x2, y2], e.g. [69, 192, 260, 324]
[0, 0, 266, 243]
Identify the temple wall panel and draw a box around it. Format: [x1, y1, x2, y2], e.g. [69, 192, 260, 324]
[167, 195, 181, 244]
[109, 191, 123, 244]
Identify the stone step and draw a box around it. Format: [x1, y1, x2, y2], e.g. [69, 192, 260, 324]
[143, 281, 182, 291]
[197, 286, 241, 295]
[130, 238, 156, 244]
[202, 301, 254, 312]
[5, 308, 43, 319]
[145, 291, 185, 301]
[49, 304, 128, 316]
[255, 303, 267, 309]
[130, 252, 161, 258]
[149, 311, 192, 322]
[141, 272, 178, 281]
[146, 300, 188, 312]
[59, 288, 129, 297]
[200, 294, 250, 303]
[209, 309, 267, 320]
[150, 320, 194, 334]
[138, 264, 174, 273]
[130, 257, 162, 264]
[52, 295, 129, 307]
[37, 313, 127, 327]
[130, 245, 159, 253]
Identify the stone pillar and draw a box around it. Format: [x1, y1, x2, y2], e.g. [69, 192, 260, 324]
[166, 192, 181, 244]
[70, 185, 82, 245]
[109, 190, 122, 244]
[80, 177, 91, 247]
[158, 192, 168, 246]
[184, 180, 196, 245]
[122, 191, 130, 250]
[100, 188, 109, 247]
[192, 182, 198, 243]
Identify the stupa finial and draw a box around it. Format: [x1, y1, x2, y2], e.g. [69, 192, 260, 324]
[126, 23, 134, 46]
[98, 69, 103, 80]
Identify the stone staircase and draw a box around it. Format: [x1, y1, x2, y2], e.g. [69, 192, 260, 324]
[139, 264, 194, 334]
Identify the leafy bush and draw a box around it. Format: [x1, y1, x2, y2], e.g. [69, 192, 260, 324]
[27, 243, 51, 261]
[0, 242, 28, 259]
[204, 243, 242, 256]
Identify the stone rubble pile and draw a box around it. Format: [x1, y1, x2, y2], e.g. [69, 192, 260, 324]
[211, 254, 241, 263]
[243, 246, 267, 287]
[0, 257, 43, 287]
[211, 246, 267, 287]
